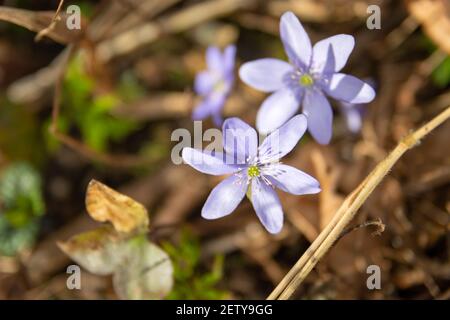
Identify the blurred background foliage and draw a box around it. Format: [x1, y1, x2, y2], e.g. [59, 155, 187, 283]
[0, 162, 45, 256]
[52, 54, 142, 152]
[163, 229, 228, 299]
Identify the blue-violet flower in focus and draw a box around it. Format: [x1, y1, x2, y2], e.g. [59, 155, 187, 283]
[182, 114, 320, 234]
[239, 11, 376, 144]
[193, 45, 236, 125]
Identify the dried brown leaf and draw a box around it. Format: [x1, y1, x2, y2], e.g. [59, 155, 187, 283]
[86, 180, 149, 233]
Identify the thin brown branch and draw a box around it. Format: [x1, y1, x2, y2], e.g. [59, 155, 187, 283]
[35, 0, 65, 42]
[336, 218, 385, 243]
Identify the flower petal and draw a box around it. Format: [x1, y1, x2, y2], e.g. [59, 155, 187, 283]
[251, 179, 284, 234]
[206, 46, 223, 72]
[256, 88, 301, 135]
[325, 73, 376, 104]
[268, 164, 321, 195]
[239, 58, 293, 92]
[223, 117, 258, 164]
[259, 114, 307, 162]
[223, 45, 237, 73]
[303, 90, 333, 145]
[280, 11, 312, 68]
[311, 34, 355, 74]
[340, 102, 363, 133]
[192, 98, 213, 120]
[212, 112, 224, 127]
[182, 147, 237, 175]
[202, 174, 247, 219]
[194, 71, 213, 96]
[192, 94, 226, 121]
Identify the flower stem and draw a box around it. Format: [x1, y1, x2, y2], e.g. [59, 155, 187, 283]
[268, 105, 450, 300]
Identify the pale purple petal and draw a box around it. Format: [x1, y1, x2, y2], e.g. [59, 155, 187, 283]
[256, 88, 301, 135]
[311, 35, 355, 74]
[192, 94, 226, 121]
[223, 45, 236, 73]
[192, 98, 213, 120]
[259, 114, 307, 163]
[280, 11, 312, 69]
[194, 71, 213, 96]
[206, 46, 223, 72]
[303, 90, 333, 145]
[208, 93, 227, 113]
[223, 118, 258, 164]
[268, 164, 321, 195]
[340, 102, 363, 133]
[202, 174, 247, 219]
[239, 59, 293, 92]
[182, 147, 237, 175]
[325, 73, 375, 104]
[251, 179, 283, 234]
[212, 112, 223, 127]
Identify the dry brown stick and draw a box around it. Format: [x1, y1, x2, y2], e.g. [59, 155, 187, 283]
[35, 0, 65, 42]
[268, 106, 450, 300]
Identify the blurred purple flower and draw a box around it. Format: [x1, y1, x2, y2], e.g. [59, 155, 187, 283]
[339, 79, 375, 133]
[339, 101, 365, 133]
[193, 45, 236, 126]
[239, 11, 376, 144]
[182, 115, 320, 234]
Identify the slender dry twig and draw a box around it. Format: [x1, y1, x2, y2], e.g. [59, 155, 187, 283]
[336, 218, 385, 243]
[268, 106, 450, 300]
[35, 0, 65, 42]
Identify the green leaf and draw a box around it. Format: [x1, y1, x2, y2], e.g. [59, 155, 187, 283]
[432, 56, 450, 88]
[0, 162, 45, 215]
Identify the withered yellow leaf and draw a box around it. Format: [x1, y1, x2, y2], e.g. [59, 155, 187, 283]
[86, 179, 149, 233]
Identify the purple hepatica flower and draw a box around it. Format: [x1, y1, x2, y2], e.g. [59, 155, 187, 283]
[193, 45, 236, 126]
[339, 101, 365, 133]
[239, 11, 376, 144]
[182, 114, 320, 234]
[339, 79, 375, 133]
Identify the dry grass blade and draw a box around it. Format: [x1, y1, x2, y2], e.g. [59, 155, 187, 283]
[268, 106, 450, 300]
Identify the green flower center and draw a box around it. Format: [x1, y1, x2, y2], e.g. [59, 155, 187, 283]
[299, 74, 314, 87]
[213, 79, 226, 93]
[247, 165, 260, 178]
